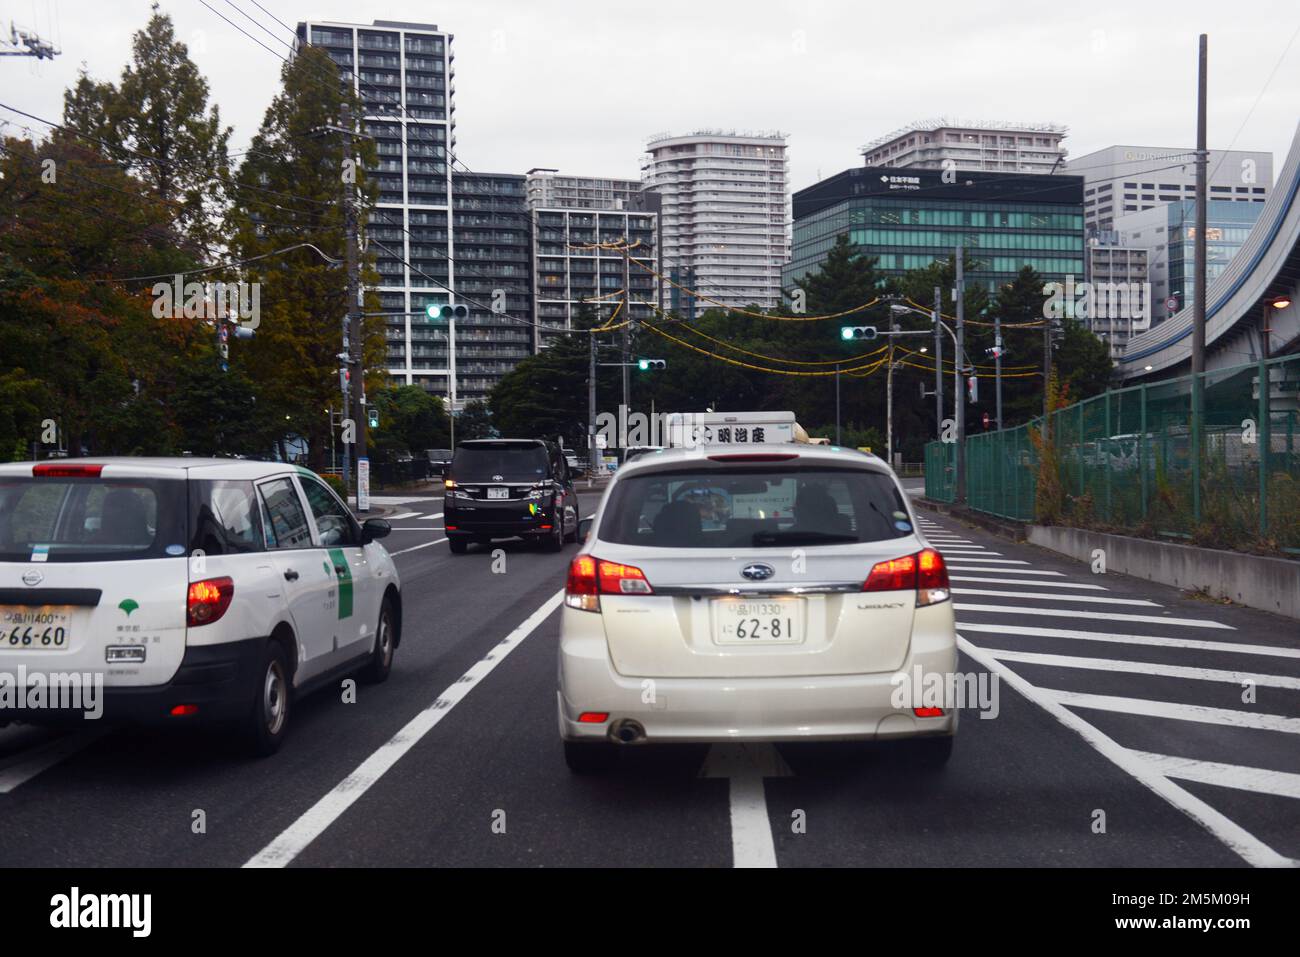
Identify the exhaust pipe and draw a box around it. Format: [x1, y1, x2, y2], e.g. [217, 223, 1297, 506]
[608, 718, 646, 744]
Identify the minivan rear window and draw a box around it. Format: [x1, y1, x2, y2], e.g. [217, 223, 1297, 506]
[0, 477, 187, 562]
[451, 443, 549, 483]
[599, 467, 913, 548]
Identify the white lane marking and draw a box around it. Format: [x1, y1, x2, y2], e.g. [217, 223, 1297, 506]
[1131, 752, 1300, 800]
[951, 576, 1105, 590]
[245, 590, 565, 868]
[958, 621, 1300, 658]
[947, 566, 1065, 576]
[0, 727, 112, 793]
[700, 743, 792, 869]
[954, 603, 1234, 628]
[943, 558, 1028, 565]
[957, 637, 1294, 867]
[1047, 689, 1300, 734]
[390, 527, 444, 531]
[390, 537, 448, 556]
[939, 549, 1002, 555]
[954, 589, 1159, 607]
[386, 511, 421, 520]
[983, 647, 1300, 690]
[416, 512, 445, 520]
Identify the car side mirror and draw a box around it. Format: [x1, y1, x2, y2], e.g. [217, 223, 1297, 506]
[361, 518, 391, 545]
[577, 517, 594, 544]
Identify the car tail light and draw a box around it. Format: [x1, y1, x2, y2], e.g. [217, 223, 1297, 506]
[170, 704, 199, 717]
[862, 549, 949, 606]
[916, 548, 950, 607]
[33, 463, 103, 477]
[187, 577, 234, 626]
[864, 554, 916, 592]
[566, 555, 653, 611]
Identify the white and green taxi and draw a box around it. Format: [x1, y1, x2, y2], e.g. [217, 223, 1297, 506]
[0, 458, 400, 754]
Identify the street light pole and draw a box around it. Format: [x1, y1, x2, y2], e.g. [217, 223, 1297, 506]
[955, 247, 966, 504]
[835, 362, 841, 446]
[933, 285, 943, 437]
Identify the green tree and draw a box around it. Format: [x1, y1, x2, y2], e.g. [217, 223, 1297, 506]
[224, 45, 381, 469]
[62, 4, 231, 254]
[371, 385, 450, 460]
[457, 400, 494, 440]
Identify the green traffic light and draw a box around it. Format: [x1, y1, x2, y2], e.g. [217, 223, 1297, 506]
[841, 327, 854, 340]
[638, 358, 649, 371]
[426, 303, 441, 319]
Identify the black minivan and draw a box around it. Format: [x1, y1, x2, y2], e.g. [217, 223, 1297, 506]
[443, 439, 578, 554]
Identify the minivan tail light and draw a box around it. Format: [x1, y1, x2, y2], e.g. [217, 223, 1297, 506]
[565, 555, 653, 612]
[187, 577, 234, 626]
[33, 463, 103, 478]
[862, 550, 950, 606]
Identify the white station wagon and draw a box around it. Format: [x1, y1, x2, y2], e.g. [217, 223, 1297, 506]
[557, 444, 957, 771]
[0, 458, 401, 754]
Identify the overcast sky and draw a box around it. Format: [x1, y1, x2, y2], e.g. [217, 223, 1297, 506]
[4, 0, 1298, 191]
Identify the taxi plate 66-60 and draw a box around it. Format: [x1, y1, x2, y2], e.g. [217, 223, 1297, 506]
[1, 606, 73, 650]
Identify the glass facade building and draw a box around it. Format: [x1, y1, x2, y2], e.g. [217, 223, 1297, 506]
[785, 167, 1085, 293]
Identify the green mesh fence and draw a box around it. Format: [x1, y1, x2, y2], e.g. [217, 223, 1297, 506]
[923, 354, 1300, 552]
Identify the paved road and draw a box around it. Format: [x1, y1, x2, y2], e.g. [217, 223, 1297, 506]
[0, 491, 1296, 867]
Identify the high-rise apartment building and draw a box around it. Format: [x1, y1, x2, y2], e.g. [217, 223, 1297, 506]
[525, 170, 644, 211]
[642, 131, 789, 311]
[1066, 145, 1272, 236]
[1083, 240, 1151, 359]
[296, 19, 458, 397]
[860, 119, 1068, 174]
[449, 172, 534, 402]
[532, 208, 658, 350]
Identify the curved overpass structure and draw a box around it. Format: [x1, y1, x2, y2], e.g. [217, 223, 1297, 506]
[1118, 122, 1300, 380]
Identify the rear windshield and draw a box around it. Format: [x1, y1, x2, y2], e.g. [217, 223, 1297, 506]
[0, 477, 188, 563]
[451, 444, 549, 483]
[599, 467, 914, 548]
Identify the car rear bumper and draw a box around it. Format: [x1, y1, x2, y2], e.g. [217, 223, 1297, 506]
[444, 503, 558, 538]
[0, 638, 261, 726]
[557, 608, 960, 743]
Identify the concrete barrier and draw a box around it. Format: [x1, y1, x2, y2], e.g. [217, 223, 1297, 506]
[1027, 526, 1300, 620]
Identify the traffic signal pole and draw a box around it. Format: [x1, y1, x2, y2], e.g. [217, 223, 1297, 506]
[955, 247, 966, 504]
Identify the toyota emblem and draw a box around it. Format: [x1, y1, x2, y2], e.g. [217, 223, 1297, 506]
[741, 563, 775, 581]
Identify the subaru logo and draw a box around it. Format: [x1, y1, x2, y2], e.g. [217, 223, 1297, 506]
[741, 563, 774, 581]
[22, 569, 43, 586]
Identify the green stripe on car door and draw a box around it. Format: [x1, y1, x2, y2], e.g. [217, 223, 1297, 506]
[328, 547, 353, 619]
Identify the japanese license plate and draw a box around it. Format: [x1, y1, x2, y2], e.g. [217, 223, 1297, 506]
[712, 598, 804, 645]
[1, 606, 73, 650]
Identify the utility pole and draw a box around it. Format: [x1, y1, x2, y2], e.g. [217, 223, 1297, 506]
[588, 315, 597, 477]
[835, 363, 841, 446]
[955, 247, 966, 504]
[933, 285, 943, 436]
[1191, 32, 1209, 523]
[621, 237, 632, 419]
[1043, 280, 1053, 438]
[886, 333, 896, 464]
[340, 99, 367, 512]
[994, 311, 1003, 431]
[1, 23, 59, 58]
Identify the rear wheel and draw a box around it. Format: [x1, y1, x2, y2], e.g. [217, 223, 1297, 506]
[360, 595, 396, 683]
[242, 641, 291, 757]
[564, 740, 616, 773]
[448, 536, 468, 554]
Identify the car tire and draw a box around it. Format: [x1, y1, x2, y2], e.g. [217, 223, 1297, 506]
[448, 536, 468, 554]
[564, 740, 616, 773]
[243, 640, 291, 757]
[907, 735, 954, 767]
[360, 595, 396, 684]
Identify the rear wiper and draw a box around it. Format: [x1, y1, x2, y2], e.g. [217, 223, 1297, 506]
[752, 530, 858, 546]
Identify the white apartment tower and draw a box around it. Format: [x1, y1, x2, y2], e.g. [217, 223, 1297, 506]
[860, 119, 1068, 174]
[642, 130, 790, 311]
